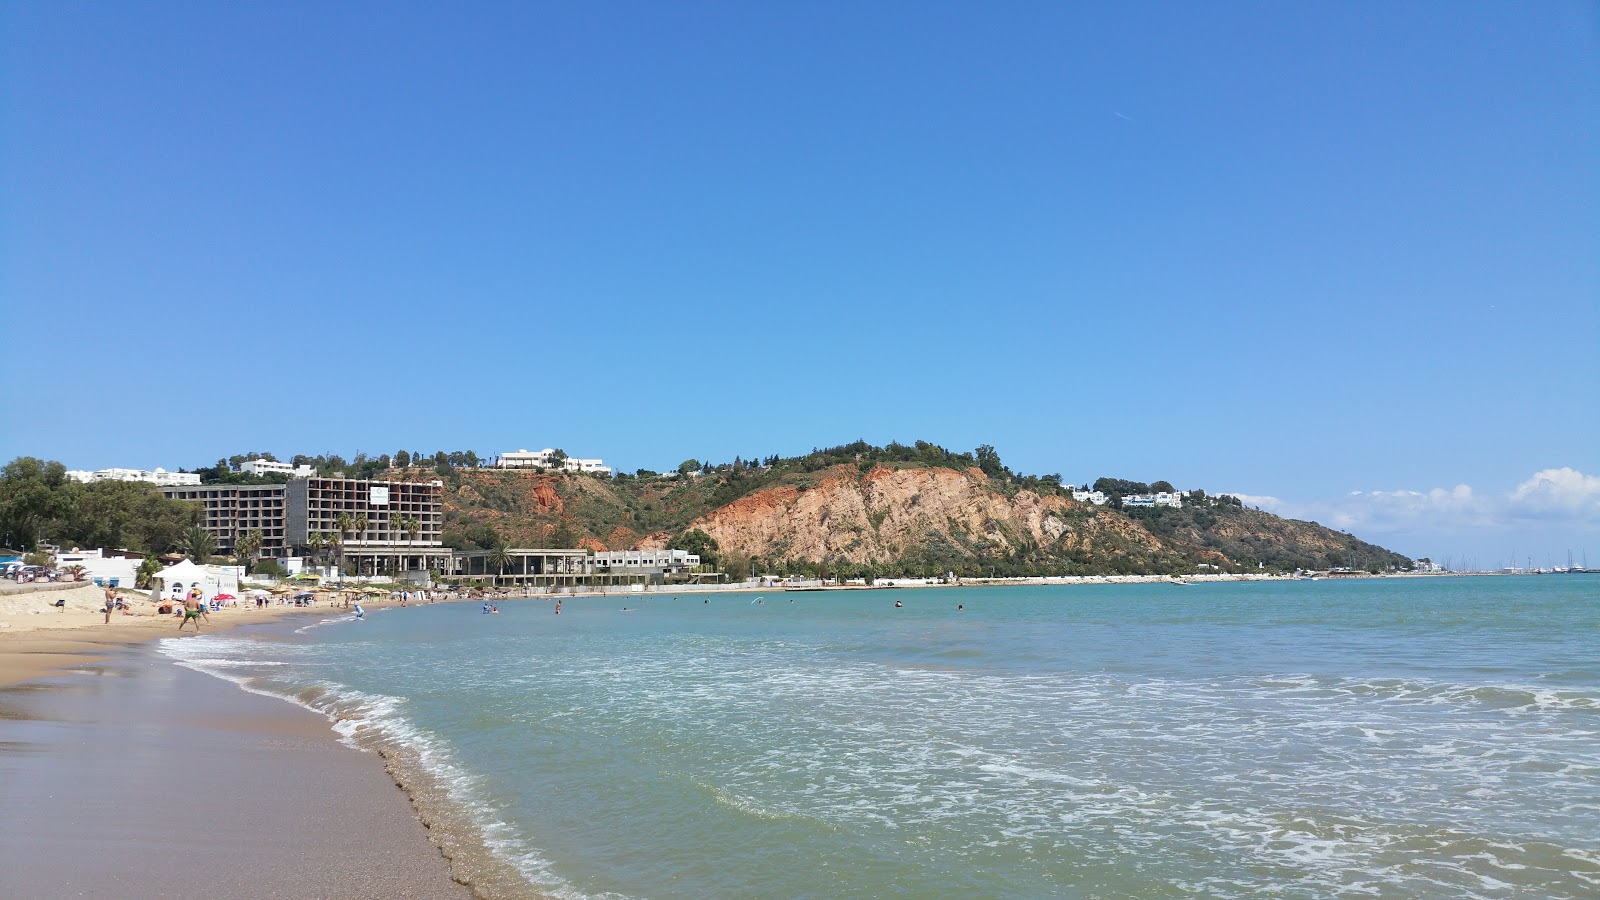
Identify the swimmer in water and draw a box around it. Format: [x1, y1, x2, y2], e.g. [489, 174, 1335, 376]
[958, 604, 964, 610]
[894, 600, 903, 608]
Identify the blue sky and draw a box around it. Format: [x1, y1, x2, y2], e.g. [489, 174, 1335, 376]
[3, 2, 1596, 565]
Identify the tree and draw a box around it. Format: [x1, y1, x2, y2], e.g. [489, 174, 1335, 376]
[307, 532, 326, 571]
[975, 445, 1004, 479]
[486, 538, 514, 583]
[400, 515, 421, 578]
[395, 450, 411, 468]
[235, 529, 264, 573]
[677, 459, 700, 477]
[334, 513, 353, 574]
[135, 555, 162, 589]
[0, 457, 71, 550]
[353, 514, 370, 575]
[673, 528, 719, 568]
[1151, 480, 1175, 493]
[180, 526, 217, 563]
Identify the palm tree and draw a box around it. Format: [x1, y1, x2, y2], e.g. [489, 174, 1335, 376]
[328, 531, 345, 578]
[486, 538, 514, 586]
[354, 514, 370, 575]
[405, 515, 421, 577]
[334, 513, 353, 576]
[236, 529, 264, 574]
[180, 526, 217, 564]
[306, 531, 325, 573]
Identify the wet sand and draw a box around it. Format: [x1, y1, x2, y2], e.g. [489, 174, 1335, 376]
[0, 636, 472, 899]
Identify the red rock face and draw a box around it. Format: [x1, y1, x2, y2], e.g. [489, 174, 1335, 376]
[684, 464, 1167, 566]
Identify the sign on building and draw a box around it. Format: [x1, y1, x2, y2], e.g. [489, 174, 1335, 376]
[370, 486, 390, 506]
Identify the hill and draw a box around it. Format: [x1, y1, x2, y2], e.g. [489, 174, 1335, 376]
[410, 441, 1412, 578]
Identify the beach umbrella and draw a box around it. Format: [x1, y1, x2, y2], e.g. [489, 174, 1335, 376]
[214, 593, 236, 602]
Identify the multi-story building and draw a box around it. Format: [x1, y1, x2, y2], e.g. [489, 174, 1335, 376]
[284, 476, 452, 577]
[239, 459, 317, 479]
[71, 467, 201, 487]
[495, 448, 612, 475]
[162, 476, 450, 574]
[161, 484, 288, 556]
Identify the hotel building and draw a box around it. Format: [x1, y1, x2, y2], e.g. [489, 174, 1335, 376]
[163, 476, 450, 575]
[161, 484, 289, 556]
[284, 477, 452, 577]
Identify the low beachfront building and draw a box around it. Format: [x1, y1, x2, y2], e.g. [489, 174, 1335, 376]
[1071, 489, 1108, 505]
[587, 549, 701, 575]
[53, 548, 141, 588]
[239, 459, 317, 479]
[452, 547, 593, 588]
[67, 467, 200, 487]
[495, 449, 612, 475]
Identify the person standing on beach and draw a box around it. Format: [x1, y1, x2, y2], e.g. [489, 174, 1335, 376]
[178, 592, 203, 632]
[190, 588, 210, 625]
[104, 586, 116, 624]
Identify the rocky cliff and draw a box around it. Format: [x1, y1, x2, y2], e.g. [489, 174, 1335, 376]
[425, 456, 1410, 576]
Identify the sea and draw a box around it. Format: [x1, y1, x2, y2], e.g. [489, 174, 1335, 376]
[157, 577, 1600, 899]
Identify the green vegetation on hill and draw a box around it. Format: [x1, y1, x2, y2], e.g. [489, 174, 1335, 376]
[420, 440, 1415, 577]
[6, 440, 1417, 579]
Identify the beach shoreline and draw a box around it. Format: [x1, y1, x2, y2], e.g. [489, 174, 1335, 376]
[0, 633, 475, 899]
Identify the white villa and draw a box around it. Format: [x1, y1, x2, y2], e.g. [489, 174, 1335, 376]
[239, 459, 317, 479]
[1072, 489, 1185, 508]
[66, 467, 200, 487]
[496, 449, 612, 475]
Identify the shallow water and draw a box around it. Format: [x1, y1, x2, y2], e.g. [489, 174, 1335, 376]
[160, 577, 1600, 898]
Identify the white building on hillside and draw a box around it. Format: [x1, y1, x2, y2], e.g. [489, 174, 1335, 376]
[239, 459, 316, 479]
[496, 449, 612, 475]
[1123, 492, 1184, 509]
[66, 467, 201, 487]
[1072, 489, 1184, 508]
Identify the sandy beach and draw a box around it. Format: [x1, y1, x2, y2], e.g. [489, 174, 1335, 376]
[0, 583, 475, 898]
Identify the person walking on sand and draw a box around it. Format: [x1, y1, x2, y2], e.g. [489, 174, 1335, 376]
[178, 592, 203, 632]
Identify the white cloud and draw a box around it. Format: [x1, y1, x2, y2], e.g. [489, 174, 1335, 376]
[1508, 467, 1600, 519]
[1226, 467, 1600, 535]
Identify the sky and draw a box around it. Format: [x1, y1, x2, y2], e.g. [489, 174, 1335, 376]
[3, 2, 1596, 566]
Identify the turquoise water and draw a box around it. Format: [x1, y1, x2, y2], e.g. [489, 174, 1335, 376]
[161, 578, 1600, 898]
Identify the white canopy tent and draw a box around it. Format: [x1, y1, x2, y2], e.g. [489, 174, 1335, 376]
[152, 560, 238, 600]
